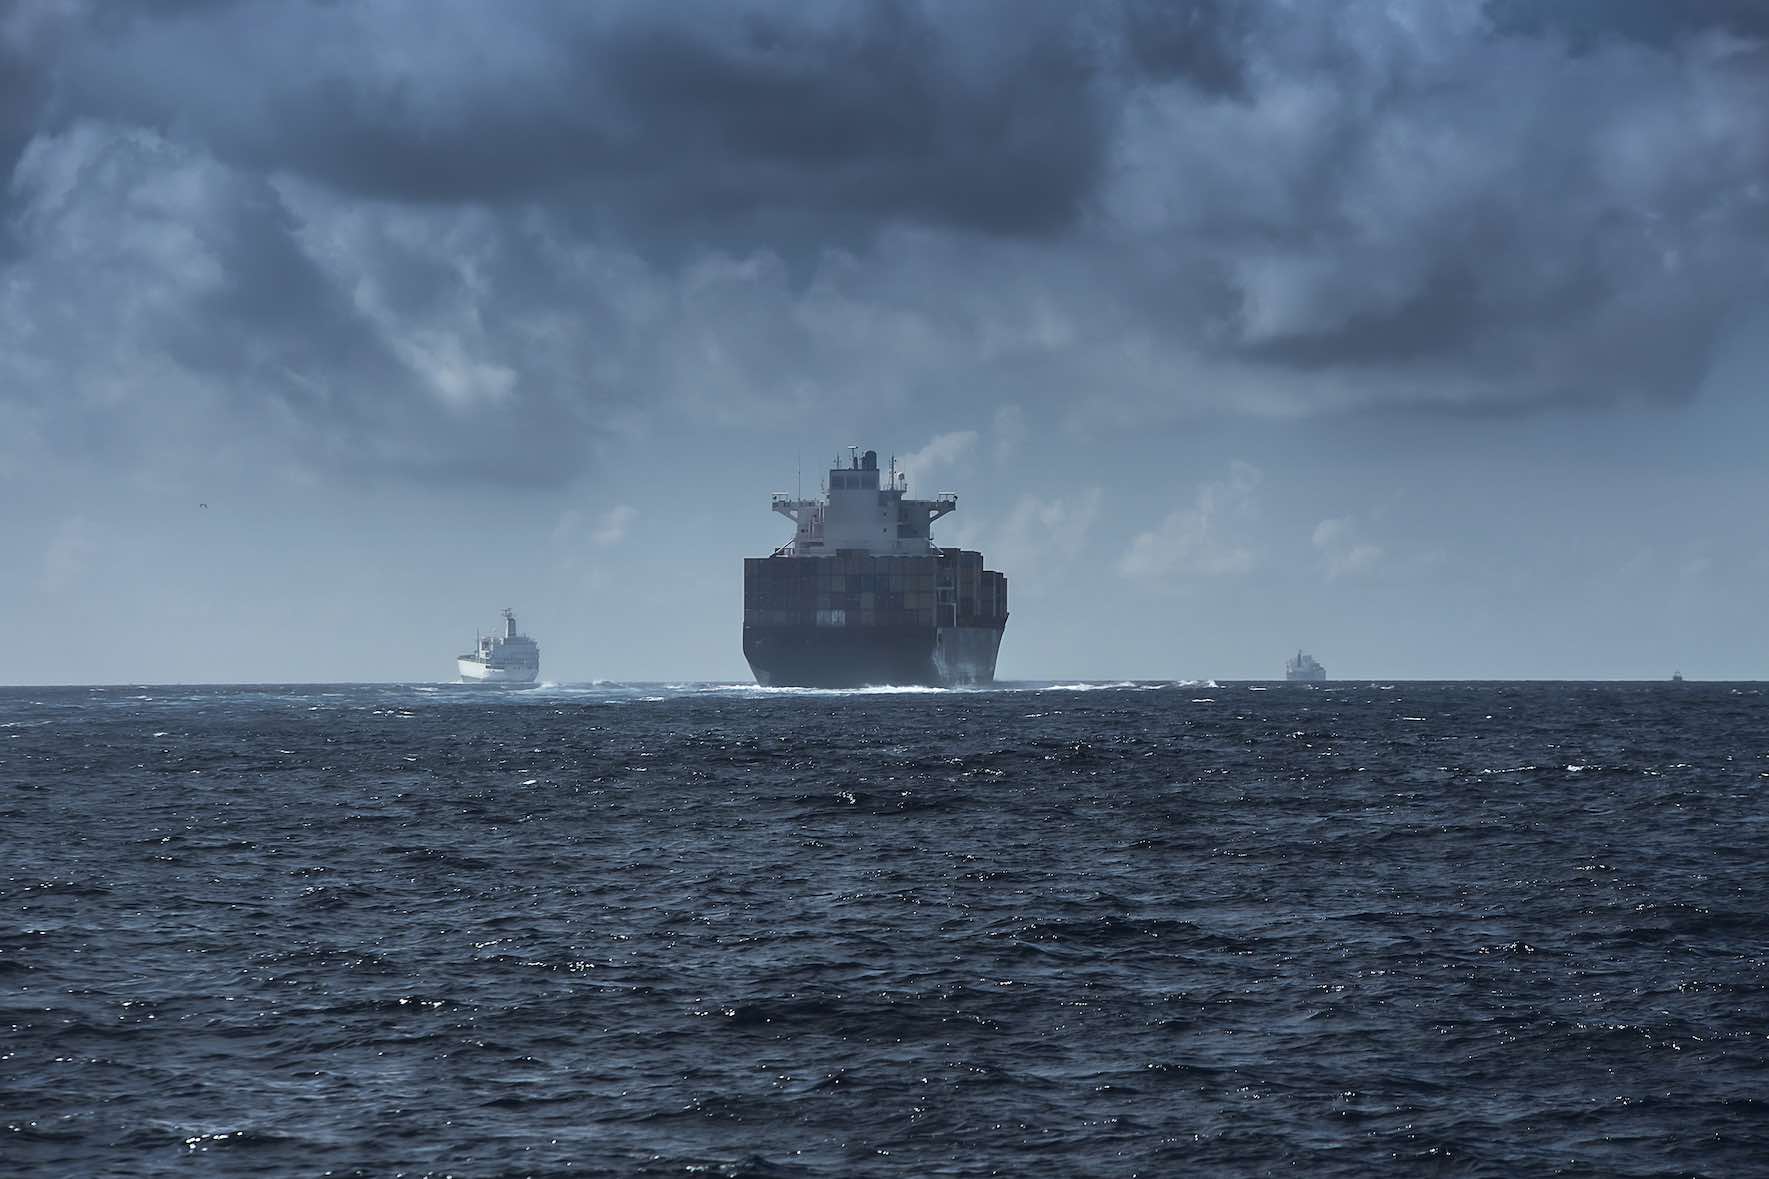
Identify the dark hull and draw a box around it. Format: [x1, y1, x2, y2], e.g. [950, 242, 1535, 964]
[744, 623, 1003, 688]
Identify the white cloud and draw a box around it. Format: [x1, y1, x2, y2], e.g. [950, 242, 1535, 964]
[898, 430, 978, 494]
[590, 505, 638, 547]
[991, 404, 1027, 464]
[986, 487, 1103, 594]
[1120, 463, 1261, 581]
[556, 504, 638, 550]
[1312, 517, 1384, 578]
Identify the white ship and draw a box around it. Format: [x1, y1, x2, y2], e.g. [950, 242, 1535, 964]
[457, 609, 540, 684]
[1285, 650, 1326, 682]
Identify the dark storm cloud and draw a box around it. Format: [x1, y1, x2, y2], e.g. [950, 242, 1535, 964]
[52, 0, 1110, 240]
[2, 0, 1767, 484]
[1487, 0, 1769, 50]
[587, 5, 1102, 239]
[0, 2, 57, 258]
[1099, 2, 1769, 413]
[1118, 0, 1252, 96]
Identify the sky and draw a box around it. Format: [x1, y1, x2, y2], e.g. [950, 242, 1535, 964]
[3, 0, 1769, 684]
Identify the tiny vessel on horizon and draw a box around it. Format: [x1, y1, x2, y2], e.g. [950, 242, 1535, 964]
[1285, 650, 1326, 682]
[458, 609, 540, 684]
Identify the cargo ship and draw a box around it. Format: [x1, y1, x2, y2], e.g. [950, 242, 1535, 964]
[1285, 650, 1326, 682]
[743, 448, 1008, 687]
[457, 609, 540, 683]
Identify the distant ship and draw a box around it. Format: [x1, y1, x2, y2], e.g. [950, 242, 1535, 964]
[743, 447, 1009, 687]
[1285, 650, 1326, 682]
[458, 609, 540, 684]
[1671, 670, 1685, 683]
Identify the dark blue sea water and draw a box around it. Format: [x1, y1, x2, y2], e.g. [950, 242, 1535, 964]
[3, 680, 1766, 1177]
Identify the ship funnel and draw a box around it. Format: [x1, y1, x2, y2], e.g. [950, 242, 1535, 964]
[862, 450, 878, 471]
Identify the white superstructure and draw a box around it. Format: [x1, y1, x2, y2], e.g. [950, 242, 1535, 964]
[769, 448, 956, 557]
[457, 609, 540, 683]
[1285, 650, 1326, 682]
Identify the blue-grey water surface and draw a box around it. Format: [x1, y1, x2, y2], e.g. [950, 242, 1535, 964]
[3, 680, 1766, 1176]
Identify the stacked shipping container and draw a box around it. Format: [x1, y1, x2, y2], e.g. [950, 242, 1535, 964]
[743, 548, 1008, 632]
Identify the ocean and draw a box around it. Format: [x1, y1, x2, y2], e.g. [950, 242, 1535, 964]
[3, 680, 1764, 1177]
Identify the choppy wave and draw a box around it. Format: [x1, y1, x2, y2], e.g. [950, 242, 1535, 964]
[2, 679, 1763, 1176]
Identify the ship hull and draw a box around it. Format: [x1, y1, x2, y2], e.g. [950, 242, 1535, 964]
[744, 622, 1002, 688]
[457, 658, 539, 684]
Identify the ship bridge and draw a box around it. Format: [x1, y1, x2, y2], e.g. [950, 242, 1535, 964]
[772, 448, 956, 557]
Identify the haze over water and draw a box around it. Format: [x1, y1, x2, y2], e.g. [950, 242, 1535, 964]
[6, 680, 1765, 1176]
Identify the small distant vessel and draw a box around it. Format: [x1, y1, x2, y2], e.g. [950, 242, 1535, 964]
[1285, 650, 1326, 682]
[458, 609, 540, 684]
[1671, 671, 1685, 683]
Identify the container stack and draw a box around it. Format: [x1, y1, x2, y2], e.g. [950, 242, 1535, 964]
[744, 549, 1006, 632]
